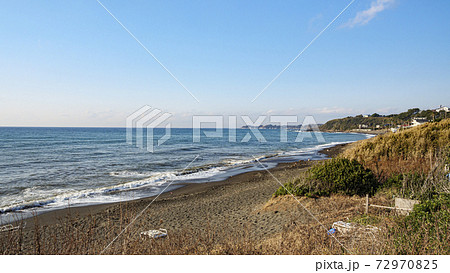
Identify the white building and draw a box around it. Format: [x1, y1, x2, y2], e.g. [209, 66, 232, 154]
[434, 105, 449, 112]
[411, 117, 428, 127]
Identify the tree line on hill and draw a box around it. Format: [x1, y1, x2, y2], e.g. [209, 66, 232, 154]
[320, 107, 448, 131]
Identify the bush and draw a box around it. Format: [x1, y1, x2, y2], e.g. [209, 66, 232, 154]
[308, 158, 378, 196]
[388, 194, 450, 254]
[381, 150, 450, 200]
[382, 172, 426, 199]
[274, 158, 378, 198]
[273, 181, 304, 197]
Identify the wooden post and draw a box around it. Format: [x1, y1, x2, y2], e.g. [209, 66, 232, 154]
[365, 194, 369, 215]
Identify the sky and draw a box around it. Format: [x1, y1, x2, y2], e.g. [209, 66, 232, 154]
[0, 0, 449, 127]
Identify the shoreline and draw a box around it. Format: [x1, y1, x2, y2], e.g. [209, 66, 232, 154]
[17, 142, 349, 229]
[321, 129, 388, 135]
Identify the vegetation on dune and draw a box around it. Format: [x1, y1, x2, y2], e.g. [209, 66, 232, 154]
[378, 154, 449, 200]
[384, 155, 450, 254]
[340, 119, 450, 191]
[341, 119, 450, 162]
[274, 120, 449, 200]
[274, 158, 378, 198]
[386, 194, 450, 254]
[308, 159, 378, 196]
[342, 119, 449, 254]
[274, 119, 450, 254]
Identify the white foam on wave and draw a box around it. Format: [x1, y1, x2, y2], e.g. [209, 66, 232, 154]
[109, 170, 157, 178]
[0, 164, 236, 214]
[170, 167, 225, 181]
[221, 153, 278, 166]
[0, 171, 175, 214]
[278, 141, 348, 157]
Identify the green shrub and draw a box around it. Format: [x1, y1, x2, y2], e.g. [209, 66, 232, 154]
[383, 172, 426, 199]
[306, 158, 378, 196]
[389, 194, 450, 254]
[274, 158, 378, 198]
[408, 193, 450, 224]
[273, 181, 303, 197]
[351, 214, 380, 226]
[384, 173, 404, 188]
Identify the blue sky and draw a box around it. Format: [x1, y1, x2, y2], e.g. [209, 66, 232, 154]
[1, 0, 449, 127]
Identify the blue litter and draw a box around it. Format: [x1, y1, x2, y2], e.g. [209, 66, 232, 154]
[327, 228, 336, 235]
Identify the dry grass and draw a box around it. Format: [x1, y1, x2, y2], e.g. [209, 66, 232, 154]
[341, 119, 450, 182]
[342, 119, 450, 162]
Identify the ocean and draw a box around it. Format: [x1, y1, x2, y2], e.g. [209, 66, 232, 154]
[0, 127, 371, 223]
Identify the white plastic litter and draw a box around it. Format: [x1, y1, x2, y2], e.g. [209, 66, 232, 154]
[332, 221, 355, 234]
[0, 224, 20, 232]
[332, 221, 379, 234]
[140, 228, 168, 239]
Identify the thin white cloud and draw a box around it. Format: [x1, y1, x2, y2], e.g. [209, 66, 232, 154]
[308, 13, 324, 32]
[343, 0, 394, 28]
[312, 107, 356, 115]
